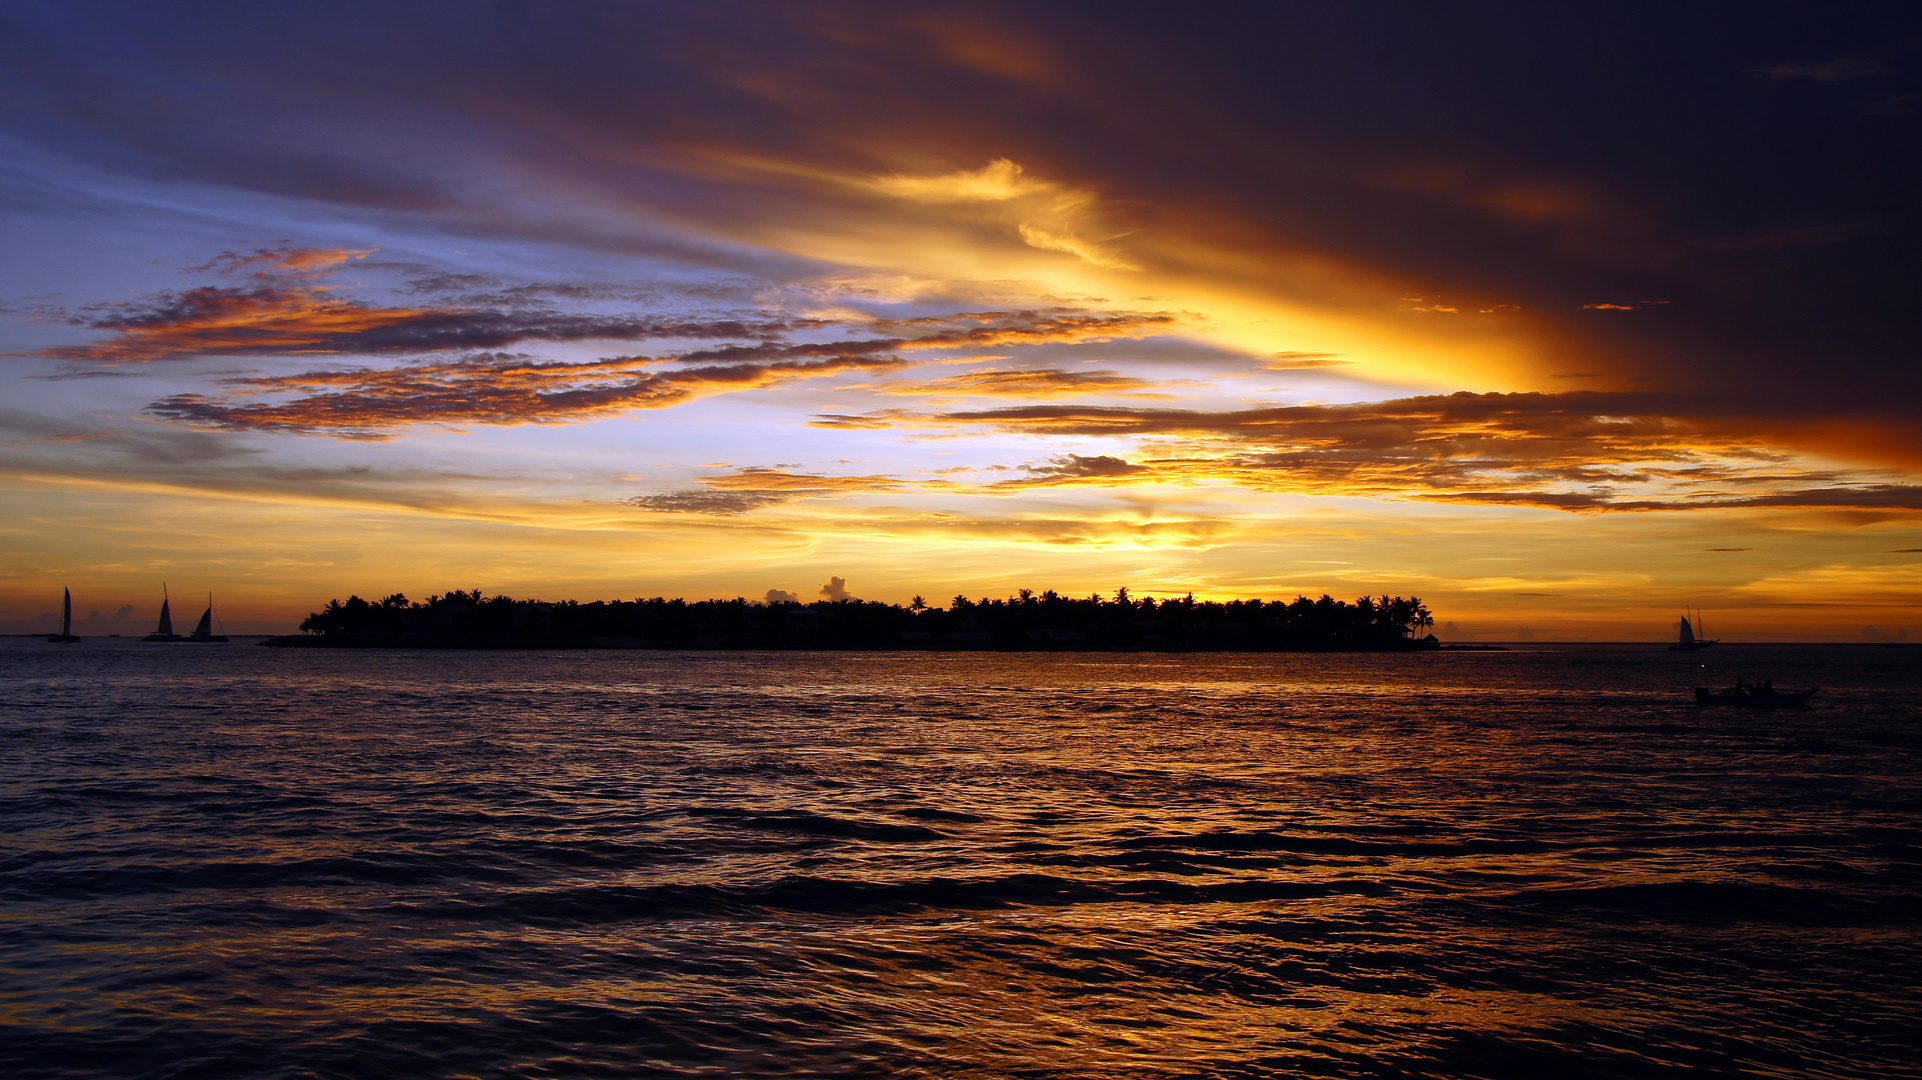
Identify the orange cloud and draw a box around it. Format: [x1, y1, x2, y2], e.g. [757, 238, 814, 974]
[139, 307, 1179, 436]
[865, 159, 1137, 269]
[873, 367, 1168, 398]
[810, 392, 1922, 513]
[699, 466, 903, 492]
[625, 466, 912, 516]
[42, 248, 814, 363]
[148, 352, 905, 439]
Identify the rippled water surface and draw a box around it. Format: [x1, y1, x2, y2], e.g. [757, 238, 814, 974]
[3, 640, 1919, 1078]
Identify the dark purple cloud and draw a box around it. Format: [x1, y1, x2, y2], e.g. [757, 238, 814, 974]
[1, 2, 1917, 455]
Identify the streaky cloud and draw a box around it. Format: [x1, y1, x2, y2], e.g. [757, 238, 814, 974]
[133, 297, 1179, 436]
[624, 467, 908, 517]
[873, 367, 1167, 398]
[146, 351, 908, 439]
[820, 391, 1918, 513]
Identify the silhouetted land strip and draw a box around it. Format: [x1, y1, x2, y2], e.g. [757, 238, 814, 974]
[262, 589, 1439, 652]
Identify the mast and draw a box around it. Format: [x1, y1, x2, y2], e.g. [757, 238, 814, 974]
[157, 583, 173, 635]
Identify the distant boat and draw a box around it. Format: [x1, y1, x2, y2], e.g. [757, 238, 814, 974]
[144, 584, 184, 642]
[187, 594, 229, 642]
[1669, 609, 1718, 651]
[46, 587, 81, 643]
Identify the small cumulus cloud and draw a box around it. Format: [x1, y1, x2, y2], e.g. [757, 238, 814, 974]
[765, 588, 803, 604]
[819, 576, 853, 601]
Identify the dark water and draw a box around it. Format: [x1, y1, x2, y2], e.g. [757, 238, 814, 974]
[2, 640, 1919, 1079]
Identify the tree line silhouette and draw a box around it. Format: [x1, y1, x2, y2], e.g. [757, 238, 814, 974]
[273, 588, 1438, 651]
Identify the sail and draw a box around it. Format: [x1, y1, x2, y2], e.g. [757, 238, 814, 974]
[1679, 615, 1695, 644]
[63, 588, 72, 636]
[193, 606, 214, 638]
[156, 598, 173, 636]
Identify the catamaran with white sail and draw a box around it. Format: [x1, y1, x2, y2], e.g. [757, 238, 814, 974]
[145, 584, 184, 641]
[188, 595, 229, 642]
[46, 587, 81, 643]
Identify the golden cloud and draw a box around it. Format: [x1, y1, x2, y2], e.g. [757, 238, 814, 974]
[809, 392, 1922, 513]
[624, 466, 917, 516]
[869, 158, 1051, 203]
[149, 352, 903, 439]
[873, 367, 1168, 399]
[43, 247, 811, 363]
[866, 158, 1136, 269]
[141, 308, 1179, 437]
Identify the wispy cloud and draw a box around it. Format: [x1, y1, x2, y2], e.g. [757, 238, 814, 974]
[38, 248, 814, 363]
[873, 367, 1168, 398]
[133, 289, 1179, 436]
[990, 453, 1153, 488]
[624, 466, 907, 515]
[621, 489, 790, 515]
[807, 391, 1920, 513]
[147, 351, 906, 439]
[1264, 352, 1348, 370]
[868, 158, 1137, 269]
[697, 466, 903, 492]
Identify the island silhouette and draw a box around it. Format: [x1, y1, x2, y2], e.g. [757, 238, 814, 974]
[263, 588, 1439, 651]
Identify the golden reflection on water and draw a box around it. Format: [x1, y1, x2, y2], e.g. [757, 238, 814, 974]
[1, 643, 1918, 1076]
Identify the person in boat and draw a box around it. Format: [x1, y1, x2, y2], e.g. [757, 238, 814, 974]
[1759, 680, 1775, 695]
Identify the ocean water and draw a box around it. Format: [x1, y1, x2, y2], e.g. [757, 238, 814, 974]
[2, 639, 1918, 1079]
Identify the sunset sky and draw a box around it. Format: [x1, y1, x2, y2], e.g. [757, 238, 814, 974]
[3, 2, 1918, 638]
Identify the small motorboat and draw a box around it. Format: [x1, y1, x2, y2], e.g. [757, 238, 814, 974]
[1694, 684, 1818, 707]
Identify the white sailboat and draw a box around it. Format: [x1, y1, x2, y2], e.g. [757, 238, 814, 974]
[145, 583, 184, 641]
[47, 587, 81, 643]
[1669, 608, 1718, 650]
[187, 594, 229, 642]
